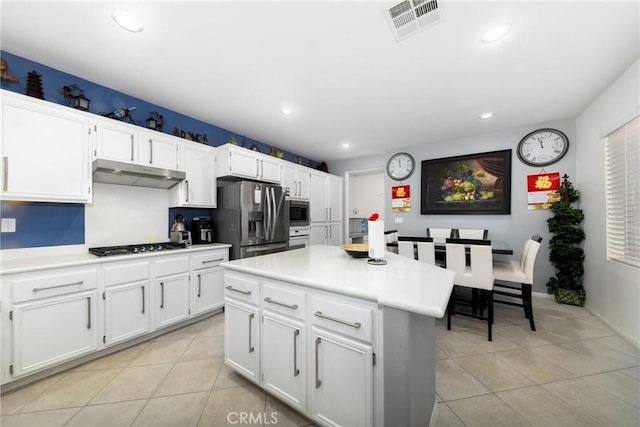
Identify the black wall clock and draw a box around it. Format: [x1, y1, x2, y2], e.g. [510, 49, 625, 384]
[517, 128, 569, 166]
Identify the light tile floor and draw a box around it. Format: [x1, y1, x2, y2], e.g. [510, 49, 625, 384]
[0, 296, 638, 426]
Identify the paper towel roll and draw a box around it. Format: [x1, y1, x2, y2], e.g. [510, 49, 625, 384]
[368, 220, 385, 259]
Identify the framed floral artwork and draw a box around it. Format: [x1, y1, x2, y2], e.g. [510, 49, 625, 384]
[420, 149, 512, 215]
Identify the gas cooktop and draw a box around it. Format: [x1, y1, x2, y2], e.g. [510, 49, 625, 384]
[89, 242, 188, 257]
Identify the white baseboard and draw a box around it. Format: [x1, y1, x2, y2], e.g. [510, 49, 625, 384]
[585, 305, 640, 350]
[429, 399, 438, 427]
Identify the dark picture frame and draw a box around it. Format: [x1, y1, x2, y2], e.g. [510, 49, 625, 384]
[421, 149, 512, 215]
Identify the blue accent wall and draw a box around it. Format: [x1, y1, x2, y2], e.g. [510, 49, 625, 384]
[0, 51, 321, 250]
[0, 202, 85, 249]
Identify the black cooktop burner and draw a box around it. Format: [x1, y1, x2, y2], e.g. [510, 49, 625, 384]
[89, 242, 187, 257]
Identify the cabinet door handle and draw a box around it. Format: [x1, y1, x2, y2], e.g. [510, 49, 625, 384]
[149, 139, 153, 164]
[225, 285, 251, 295]
[141, 285, 145, 314]
[130, 135, 134, 161]
[264, 297, 298, 310]
[197, 274, 202, 297]
[314, 311, 362, 329]
[3, 156, 8, 192]
[185, 180, 189, 202]
[248, 312, 255, 353]
[160, 282, 164, 308]
[87, 297, 92, 329]
[255, 158, 259, 177]
[33, 280, 84, 292]
[315, 337, 322, 388]
[329, 207, 332, 220]
[325, 207, 328, 221]
[293, 329, 300, 377]
[202, 258, 224, 264]
[260, 160, 264, 177]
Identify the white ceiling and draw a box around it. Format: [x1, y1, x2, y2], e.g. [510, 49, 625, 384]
[1, 1, 638, 162]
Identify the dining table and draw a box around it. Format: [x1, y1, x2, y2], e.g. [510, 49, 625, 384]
[386, 238, 513, 256]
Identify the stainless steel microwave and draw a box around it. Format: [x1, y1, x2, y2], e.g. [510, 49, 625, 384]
[289, 199, 310, 226]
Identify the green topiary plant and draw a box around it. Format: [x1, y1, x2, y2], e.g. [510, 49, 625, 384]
[546, 174, 586, 305]
[547, 174, 586, 306]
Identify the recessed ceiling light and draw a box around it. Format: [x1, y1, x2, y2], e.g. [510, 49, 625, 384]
[341, 142, 350, 149]
[281, 108, 293, 116]
[112, 10, 144, 33]
[479, 112, 494, 120]
[481, 24, 511, 43]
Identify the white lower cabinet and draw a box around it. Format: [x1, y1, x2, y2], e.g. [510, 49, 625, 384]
[262, 311, 306, 412]
[309, 328, 373, 427]
[11, 290, 99, 378]
[104, 282, 149, 346]
[154, 255, 190, 329]
[3, 265, 99, 380]
[224, 271, 375, 427]
[102, 260, 150, 346]
[225, 299, 260, 382]
[1, 246, 231, 387]
[191, 250, 228, 316]
[310, 223, 343, 246]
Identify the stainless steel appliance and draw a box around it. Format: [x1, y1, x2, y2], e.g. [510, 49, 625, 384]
[213, 180, 289, 259]
[289, 199, 310, 226]
[89, 242, 187, 257]
[289, 225, 310, 249]
[92, 159, 185, 189]
[191, 216, 213, 244]
[170, 214, 192, 246]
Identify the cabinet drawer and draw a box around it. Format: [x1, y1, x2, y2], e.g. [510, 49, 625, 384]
[193, 249, 228, 270]
[225, 273, 260, 305]
[154, 255, 190, 277]
[310, 296, 373, 343]
[262, 282, 306, 320]
[10, 266, 98, 303]
[103, 261, 149, 286]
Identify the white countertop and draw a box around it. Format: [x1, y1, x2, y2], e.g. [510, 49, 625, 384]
[221, 245, 455, 318]
[0, 243, 232, 275]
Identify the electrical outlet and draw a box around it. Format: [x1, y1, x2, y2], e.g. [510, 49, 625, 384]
[394, 217, 403, 224]
[1, 218, 16, 233]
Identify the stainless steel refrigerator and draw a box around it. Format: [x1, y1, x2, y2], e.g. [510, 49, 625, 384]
[213, 180, 289, 259]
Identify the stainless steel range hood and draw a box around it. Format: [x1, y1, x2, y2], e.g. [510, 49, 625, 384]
[92, 159, 185, 189]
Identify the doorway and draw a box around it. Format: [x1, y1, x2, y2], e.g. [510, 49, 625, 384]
[344, 167, 385, 243]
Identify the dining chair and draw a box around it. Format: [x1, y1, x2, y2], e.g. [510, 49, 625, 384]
[384, 230, 399, 253]
[455, 228, 488, 239]
[397, 236, 436, 265]
[445, 238, 494, 341]
[492, 235, 543, 331]
[426, 228, 455, 241]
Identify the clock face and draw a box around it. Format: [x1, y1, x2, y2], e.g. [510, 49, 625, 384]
[517, 129, 569, 166]
[386, 152, 415, 180]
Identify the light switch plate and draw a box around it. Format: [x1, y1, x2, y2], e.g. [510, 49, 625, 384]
[1, 218, 16, 233]
[394, 217, 403, 224]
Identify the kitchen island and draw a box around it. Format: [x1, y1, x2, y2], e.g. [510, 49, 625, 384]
[221, 245, 455, 427]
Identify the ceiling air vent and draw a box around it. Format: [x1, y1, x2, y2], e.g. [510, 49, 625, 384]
[385, 0, 441, 42]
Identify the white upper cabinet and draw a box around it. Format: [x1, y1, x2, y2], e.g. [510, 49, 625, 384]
[215, 144, 281, 183]
[1, 90, 92, 203]
[310, 172, 342, 223]
[93, 118, 138, 164]
[94, 118, 180, 170]
[282, 163, 311, 200]
[139, 131, 180, 170]
[171, 142, 216, 208]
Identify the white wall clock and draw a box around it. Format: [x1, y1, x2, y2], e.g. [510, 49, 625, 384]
[386, 152, 415, 181]
[517, 128, 569, 166]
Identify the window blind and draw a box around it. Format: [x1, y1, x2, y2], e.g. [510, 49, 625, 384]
[605, 115, 639, 267]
